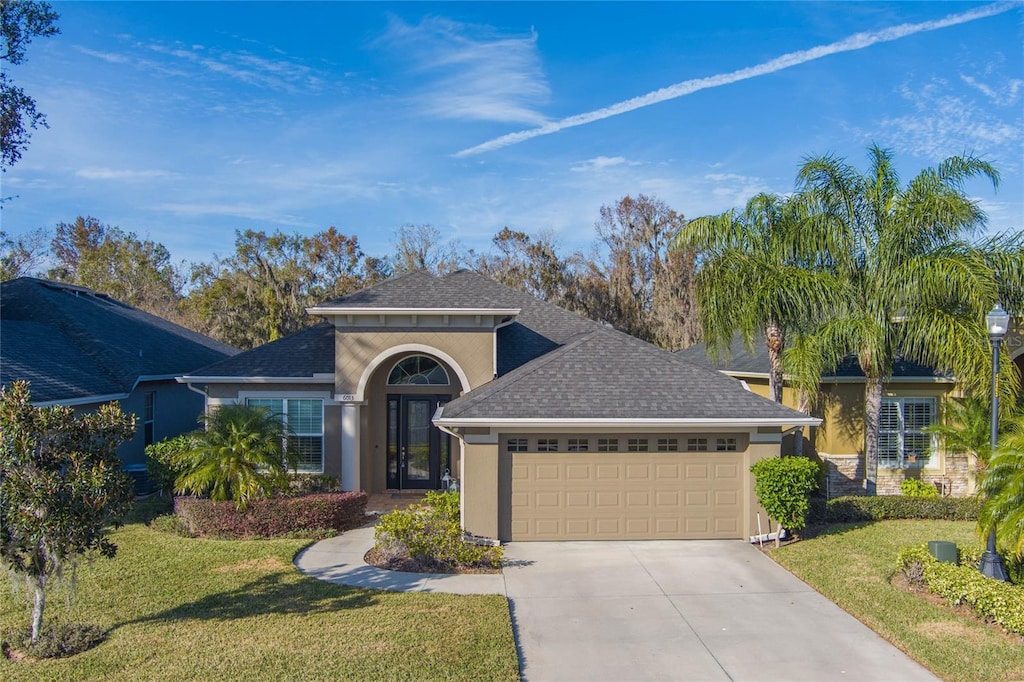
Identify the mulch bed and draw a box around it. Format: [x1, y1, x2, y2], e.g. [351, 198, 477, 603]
[363, 548, 501, 574]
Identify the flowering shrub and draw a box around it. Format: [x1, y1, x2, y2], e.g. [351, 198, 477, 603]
[174, 492, 367, 539]
[897, 544, 1024, 636]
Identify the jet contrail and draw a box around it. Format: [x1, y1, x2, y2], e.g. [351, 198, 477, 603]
[455, 2, 1018, 157]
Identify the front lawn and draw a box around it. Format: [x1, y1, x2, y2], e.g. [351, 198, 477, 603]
[0, 504, 519, 681]
[772, 520, 1024, 682]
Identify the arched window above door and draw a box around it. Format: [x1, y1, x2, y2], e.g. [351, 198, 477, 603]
[387, 355, 450, 385]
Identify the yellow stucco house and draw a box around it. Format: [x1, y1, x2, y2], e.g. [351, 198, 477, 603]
[678, 331, 1024, 498]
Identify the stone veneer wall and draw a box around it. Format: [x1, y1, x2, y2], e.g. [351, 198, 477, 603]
[819, 453, 973, 498]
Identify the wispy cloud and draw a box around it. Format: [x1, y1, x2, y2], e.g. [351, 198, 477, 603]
[570, 156, 639, 172]
[872, 78, 1022, 161]
[77, 38, 325, 93]
[76, 167, 176, 181]
[456, 2, 1017, 156]
[960, 74, 1023, 106]
[379, 16, 549, 125]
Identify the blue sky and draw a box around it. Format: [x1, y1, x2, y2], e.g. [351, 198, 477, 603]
[2, 1, 1022, 267]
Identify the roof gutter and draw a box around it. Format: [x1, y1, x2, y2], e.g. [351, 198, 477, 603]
[434, 416, 822, 430]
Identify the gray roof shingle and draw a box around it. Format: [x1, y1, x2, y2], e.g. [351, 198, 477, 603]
[441, 327, 810, 422]
[1, 278, 237, 403]
[186, 322, 335, 378]
[676, 335, 951, 379]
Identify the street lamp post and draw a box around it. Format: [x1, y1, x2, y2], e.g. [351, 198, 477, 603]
[980, 303, 1010, 581]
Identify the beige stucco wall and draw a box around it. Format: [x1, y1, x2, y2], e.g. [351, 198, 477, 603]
[461, 441, 500, 539]
[334, 329, 495, 397]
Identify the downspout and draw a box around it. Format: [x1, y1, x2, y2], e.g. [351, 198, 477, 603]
[492, 316, 517, 378]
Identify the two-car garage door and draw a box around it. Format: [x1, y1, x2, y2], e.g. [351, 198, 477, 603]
[509, 452, 744, 540]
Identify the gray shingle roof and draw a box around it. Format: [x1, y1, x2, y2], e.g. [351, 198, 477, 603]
[197, 269, 599, 380]
[186, 322, 335, 377]
[440, 327, 811, 422]
[677, 335, 950, 379]
[1, 278, 237, 403]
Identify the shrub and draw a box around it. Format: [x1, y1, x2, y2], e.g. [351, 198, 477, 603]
[145, 433, 201, 495]
[750, 456, 820, 536]
[897, 543, 1024, 636]
[810, 495, 980, 524]
[174, 492, 367, 539]
[374, 491, 503, 570]
[2, 622, 106, 659]
[900, 478, 940, 498]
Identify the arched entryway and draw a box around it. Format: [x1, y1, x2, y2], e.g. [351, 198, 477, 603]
[360, 351, 466, 492]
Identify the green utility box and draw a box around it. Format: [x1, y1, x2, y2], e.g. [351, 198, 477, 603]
[928, 540, 958, 564]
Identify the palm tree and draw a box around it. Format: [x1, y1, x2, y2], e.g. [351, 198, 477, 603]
[797, 145, 1019, 493]
[924, 396, 996, 476]
[175, 404, 295, 510]
[979, 414, 1024, 556]
[676, 192, 840, 402]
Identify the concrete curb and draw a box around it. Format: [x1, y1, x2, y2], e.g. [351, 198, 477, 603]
[293, 525, 507, 595]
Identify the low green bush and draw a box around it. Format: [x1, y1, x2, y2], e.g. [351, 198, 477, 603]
[809, 495, 979, 524]
[374, 491, 503, 570]
[174, 492, 367, 539]
[2, 622, 107, 659]
[897, 544, 1024, 636]
[900, 478, 940, 498]
[145, 433, 201, 494]
[750, 456, 820, 534]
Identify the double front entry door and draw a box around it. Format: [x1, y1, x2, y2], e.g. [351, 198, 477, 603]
[387, 394, 451, 490]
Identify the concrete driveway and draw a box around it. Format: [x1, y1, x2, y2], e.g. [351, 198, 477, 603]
[502, 540, 937, 682]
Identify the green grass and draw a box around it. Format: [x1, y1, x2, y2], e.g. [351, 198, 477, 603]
[0, 502, 519, 681]
[772, 520, 1024, 682]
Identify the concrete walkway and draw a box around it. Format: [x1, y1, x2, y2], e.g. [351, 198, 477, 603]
[294, 525, 506, 595]
[295, 530, 938, 681]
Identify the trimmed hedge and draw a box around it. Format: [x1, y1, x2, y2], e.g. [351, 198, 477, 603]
[174, 492, 367, 539]
[897, 544, 1024, 636]
[809, 495, 980, 524]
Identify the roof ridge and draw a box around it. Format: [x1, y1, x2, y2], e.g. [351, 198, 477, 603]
[314, 269, 436, 307]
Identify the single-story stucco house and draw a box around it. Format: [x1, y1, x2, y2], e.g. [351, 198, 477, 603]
[0, 277, 238, 480]
[678, 331, 1024, 498]
[181, 269, 818, 542]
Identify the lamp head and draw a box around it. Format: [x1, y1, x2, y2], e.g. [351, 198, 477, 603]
[987, 303, 1011, 340]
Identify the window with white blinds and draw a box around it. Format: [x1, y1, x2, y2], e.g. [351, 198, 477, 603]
[878, 397, 936, 469]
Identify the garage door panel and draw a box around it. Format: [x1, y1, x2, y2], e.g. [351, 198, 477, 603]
[511, 452, 745, 540]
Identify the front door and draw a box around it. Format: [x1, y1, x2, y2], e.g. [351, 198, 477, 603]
[387, 394, 450, 490]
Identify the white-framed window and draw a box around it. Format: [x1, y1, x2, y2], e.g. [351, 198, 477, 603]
[716, 438, 737, 452]
[879, 397, 936, 469]
[687, 438, 707, 451]
[597, 438, 618, 452]
[387, 355, 450, 385]
[627, 438, 649, 452]
[507, 438, 529, 452]
[567, 438, 589, 452]
[246, 398, 325, 473]
[537, 438, 559, 452]
[657, 438, 678, 452]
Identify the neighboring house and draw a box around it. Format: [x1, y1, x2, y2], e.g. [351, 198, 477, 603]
[678, 334, 1024, 498]
[0, 277, 238, 481]
[181, 269, 816, 542]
